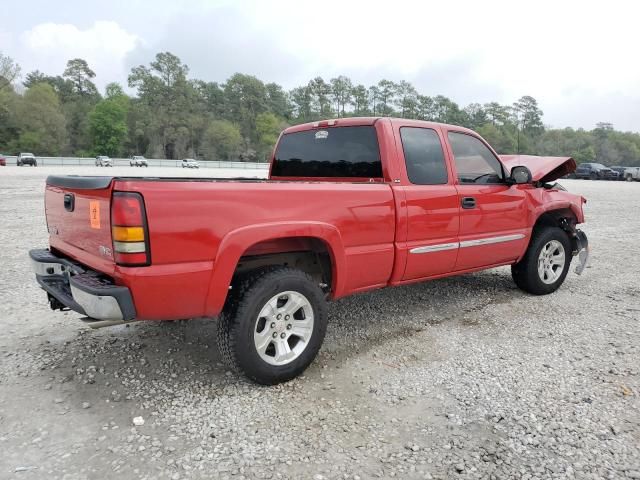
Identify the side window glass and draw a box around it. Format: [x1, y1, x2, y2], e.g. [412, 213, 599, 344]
[447, 132, 504, 184]
[400, 127, 448, 185]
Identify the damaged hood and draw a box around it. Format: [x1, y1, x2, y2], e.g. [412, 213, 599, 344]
[499, 155, 576, 183]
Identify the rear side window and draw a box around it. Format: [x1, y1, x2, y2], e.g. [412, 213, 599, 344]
[448, 132, 504, 184]
[272, 126, 382, 178]
[400, 127, 448, 185]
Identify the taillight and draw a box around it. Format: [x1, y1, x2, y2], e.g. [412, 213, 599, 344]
[111, 192, 150, 266]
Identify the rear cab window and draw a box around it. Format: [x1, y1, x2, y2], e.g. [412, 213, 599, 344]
[271, 126, 382, 178]
[400, 127, 448, 185]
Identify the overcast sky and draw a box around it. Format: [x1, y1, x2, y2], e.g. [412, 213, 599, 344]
[2, 0, 638, 131]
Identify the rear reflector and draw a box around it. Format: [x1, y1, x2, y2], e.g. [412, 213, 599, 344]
[111, 192, 150, 266]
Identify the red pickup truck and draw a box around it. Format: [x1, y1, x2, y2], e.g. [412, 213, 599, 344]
[30, 117, 589, 384]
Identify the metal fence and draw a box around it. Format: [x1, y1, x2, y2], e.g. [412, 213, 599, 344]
[2, 156, 270, 169]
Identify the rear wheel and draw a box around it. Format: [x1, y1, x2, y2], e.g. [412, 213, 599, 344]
[512, 226, 572, 295]
[217, 267, 328, 384]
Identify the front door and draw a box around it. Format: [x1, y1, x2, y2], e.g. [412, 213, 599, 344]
[399, 126, 461, 280]
[445, 130, 528, 271]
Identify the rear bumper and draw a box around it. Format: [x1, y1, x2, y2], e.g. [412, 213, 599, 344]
[30, 249, 136, 321]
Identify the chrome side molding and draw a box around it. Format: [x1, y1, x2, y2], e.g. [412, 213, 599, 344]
[410, 234, 525, 254]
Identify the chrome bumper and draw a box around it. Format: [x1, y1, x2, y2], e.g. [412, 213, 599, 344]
[29, 249, 136, 321]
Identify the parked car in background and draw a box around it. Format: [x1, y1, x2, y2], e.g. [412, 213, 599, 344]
[622, 166, 640, 182]
[610, 166, 628, 180]
[95, 156, 113, 167]
[17, 153, 37, 167]
[130, 156, 148, 167]
[574, 163, 617, 180]
[30, 117, 590, 384]
[181, 158, 199, 168]
[0, 154, 6, 166]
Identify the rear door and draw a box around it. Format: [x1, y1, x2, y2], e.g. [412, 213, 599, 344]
[445, 130, 528, 271]
[45, 177, 116, 274]
[395, 124, 460, 280]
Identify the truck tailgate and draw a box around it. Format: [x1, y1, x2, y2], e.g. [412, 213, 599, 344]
[45, 176, 115, 275]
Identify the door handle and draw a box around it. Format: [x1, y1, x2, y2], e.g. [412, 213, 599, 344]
[461, 197, 476, 209]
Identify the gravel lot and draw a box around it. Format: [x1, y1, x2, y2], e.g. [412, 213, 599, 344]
[0, 166, 638, 480]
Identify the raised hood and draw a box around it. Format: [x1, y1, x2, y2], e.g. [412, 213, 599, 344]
[499, 155, 576, 183]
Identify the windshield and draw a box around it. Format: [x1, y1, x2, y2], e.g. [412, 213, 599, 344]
[272, 126, 382, 178]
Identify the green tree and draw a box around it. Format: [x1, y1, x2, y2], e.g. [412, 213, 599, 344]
[202, 120, 242, 160]
[265, 83, 291, 119]
[0, 52, 21, 91]
[368, 85, 381, 116]
[308, 77, 332, 118]
[394, 80, 418, 118]
[90, 93, 129, 156]
[63, 59, 98, 97]
[14, 83, 67, 155]
[23, 70, 47, 89]
[513, 95, 544, 135]
[484, 102, 512, 126]
[476, 123, 517, 154]
[223, 73, 268, 141]
[351, 84, 369, 115]
[290, 86, 312, 121]
[376, 79, 396, 116]
[330, 75, 353, 117]
[255, 112, 283, 159]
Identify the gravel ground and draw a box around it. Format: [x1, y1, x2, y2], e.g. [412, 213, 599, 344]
[0, 166, 638, 480]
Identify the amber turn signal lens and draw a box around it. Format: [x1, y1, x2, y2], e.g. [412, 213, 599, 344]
[112, 226, 145, 242]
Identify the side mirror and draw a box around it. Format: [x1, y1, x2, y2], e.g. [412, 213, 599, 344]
[509, 165, 532, 185]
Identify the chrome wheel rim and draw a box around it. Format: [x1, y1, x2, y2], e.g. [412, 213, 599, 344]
[253, 291, 314, 366]
[537, 240, 566, 284]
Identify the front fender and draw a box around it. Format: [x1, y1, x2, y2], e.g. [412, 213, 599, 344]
[203, 221, 347, 316]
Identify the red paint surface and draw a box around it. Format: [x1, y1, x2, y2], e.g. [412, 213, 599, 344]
[44, 118, 586, 320]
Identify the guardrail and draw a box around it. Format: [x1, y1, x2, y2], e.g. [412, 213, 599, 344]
[2, 156, 270, 169]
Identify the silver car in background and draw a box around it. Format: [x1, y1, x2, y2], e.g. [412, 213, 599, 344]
[95, 156, 113, 167]
[130, 155, 148, 167]
[181, 158, 199, 168]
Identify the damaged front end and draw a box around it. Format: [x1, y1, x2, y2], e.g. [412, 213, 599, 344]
[558, 217, 589, 275]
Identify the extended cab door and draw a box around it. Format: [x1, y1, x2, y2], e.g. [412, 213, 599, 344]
[444, 130, 528, 271]
[393, 123, 460, 281]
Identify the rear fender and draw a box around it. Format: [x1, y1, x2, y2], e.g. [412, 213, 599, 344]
[204, 222, 346, 316]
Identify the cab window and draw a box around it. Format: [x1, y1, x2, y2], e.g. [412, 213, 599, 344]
[400, 127, 448, 185]
[448, 132, 504, 184]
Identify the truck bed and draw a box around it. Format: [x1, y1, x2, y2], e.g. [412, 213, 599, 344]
[44, 175, 397, 319]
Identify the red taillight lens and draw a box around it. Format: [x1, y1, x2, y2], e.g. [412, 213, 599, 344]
[111, 192, 150, 266]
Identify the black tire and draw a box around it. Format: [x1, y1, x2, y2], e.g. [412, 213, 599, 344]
[590, 172, 597, 180]
[217, 266, 328, 385]
[511, 226, 572, 295]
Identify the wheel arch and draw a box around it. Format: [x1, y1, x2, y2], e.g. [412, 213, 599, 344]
[204, 222, 347, 316]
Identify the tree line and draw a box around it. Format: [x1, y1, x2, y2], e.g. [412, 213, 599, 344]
[1, 51, 639, 166]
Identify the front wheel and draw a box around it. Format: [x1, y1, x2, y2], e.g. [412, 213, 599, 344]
[512, 226, 572, 295]
[217, 267, 328, 385]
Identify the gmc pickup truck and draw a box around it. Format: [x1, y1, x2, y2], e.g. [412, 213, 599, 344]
[30, 118, 589, 384]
